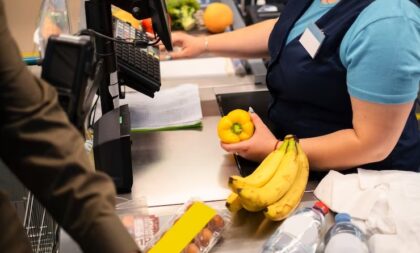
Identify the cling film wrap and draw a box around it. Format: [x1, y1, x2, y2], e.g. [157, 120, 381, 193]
[145, 199, 231, 253]
[35, 0, 71, 56]
[116, 197, 159, 251]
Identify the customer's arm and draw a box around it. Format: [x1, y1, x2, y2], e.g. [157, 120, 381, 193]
[0, 1, 138, 252]
[167, 18, 277, 59]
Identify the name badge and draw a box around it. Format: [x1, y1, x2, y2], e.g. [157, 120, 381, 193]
[299, 23, 325, 58]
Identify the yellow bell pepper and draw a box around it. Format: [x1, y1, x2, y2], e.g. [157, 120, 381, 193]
[217, 109, 254, 144]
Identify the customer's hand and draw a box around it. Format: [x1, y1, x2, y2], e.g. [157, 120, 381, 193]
[220, 112, 278, 162]
[161, 32, 206, 60]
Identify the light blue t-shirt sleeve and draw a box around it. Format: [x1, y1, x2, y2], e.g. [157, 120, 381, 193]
[340, 16, 420, 104]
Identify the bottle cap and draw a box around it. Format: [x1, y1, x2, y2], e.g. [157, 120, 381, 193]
[313, 201, 329, 215]
[335, 213, 351, 223]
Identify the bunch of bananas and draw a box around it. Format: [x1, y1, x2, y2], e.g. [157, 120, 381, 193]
[225, 135, 309, 221]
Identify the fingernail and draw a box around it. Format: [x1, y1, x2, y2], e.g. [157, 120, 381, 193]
[248, 107, 255, 113]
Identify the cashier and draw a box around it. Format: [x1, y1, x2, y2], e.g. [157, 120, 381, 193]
[165, 0, 420, 171]
[0, 1, 139, 252]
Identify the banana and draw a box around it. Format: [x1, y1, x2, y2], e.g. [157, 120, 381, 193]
[225, 192, 243, 213]
[228, 138, 290, 193]
[264, 141, 309, 221]
[237, 138, 299, 212]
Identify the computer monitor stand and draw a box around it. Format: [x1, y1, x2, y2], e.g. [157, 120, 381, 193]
[85, 0, 172, 193]
[85, 0, 133, 193]
[93, 104, 133, 193]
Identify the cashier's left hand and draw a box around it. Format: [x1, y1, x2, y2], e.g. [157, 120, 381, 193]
[221, 113, 278, 162]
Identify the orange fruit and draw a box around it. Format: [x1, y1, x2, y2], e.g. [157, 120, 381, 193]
[203, 3, 234, 33]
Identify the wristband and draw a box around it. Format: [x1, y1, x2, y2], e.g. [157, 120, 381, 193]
[273, 140, 280, 151]
[204, 36, 209, 52]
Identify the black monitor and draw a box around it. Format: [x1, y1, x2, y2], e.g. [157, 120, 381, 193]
[111, 0, 173, 51]
[85, 0, 173, 112]
[41, 35, 96, 133]
[84, 0, 173, 193]
[150, 0, 172, 51]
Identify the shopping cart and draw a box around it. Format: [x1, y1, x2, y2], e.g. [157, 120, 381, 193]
[22, 191, 59, 253]
[1, 161, 59, 253]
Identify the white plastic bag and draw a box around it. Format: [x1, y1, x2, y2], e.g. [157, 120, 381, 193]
[34, 0, 71, 56]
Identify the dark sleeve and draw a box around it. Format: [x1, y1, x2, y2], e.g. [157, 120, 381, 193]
[0, 1, 139, 252]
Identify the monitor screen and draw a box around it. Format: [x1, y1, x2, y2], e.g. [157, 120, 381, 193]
[43, 41, 80, 90]
[111, 0, 173, 51]
[41, 35, 94, 132]
[149, 0, 173, 51]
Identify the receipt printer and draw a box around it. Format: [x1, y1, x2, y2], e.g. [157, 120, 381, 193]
[93, 104, 133, 193]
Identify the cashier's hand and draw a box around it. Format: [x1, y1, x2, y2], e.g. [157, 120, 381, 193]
[221, 113, 278, 162]
[159, 32, 206, 60]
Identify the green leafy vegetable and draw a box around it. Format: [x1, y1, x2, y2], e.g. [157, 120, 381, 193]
[166, 0, 200, 31]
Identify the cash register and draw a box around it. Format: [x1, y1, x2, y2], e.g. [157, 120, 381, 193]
[42, 0, 173, 193]
[86, 0, 173, 193]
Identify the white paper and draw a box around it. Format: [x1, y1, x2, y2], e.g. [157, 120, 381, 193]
[120, 84, 203, 130]
[160, 57, 235, 79]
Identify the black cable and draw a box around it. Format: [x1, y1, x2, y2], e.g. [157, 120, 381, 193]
[79, 29, 160, 48]
[148, 37, 161, 46]
[88, 95, 100, 129]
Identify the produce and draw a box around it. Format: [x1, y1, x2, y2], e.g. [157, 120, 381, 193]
[225, 192, 243, 213]
[141, 18, 154, 34]
[217, 109, 254, 144]
[203, 2, 233, 33]
[228, 138, 290, 193]
[166, 0, 200, 31]
[41, 15, 62, 39]
[224, 135, 310, 221]
[264, 143, 309, 220]
[238, 138, 299, 211]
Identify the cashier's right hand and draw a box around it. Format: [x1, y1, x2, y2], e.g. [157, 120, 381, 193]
[221, 113, 278, 162]
[159, 32, 206, 60]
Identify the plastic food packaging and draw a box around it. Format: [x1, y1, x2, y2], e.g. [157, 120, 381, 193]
[35, 0, 71, 56]
[145, 200, 231, 253]
[116, 197, 159, 251]
[119, 213, 160, 250]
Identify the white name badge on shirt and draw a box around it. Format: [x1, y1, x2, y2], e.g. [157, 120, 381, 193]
[299, 23, 325, 58]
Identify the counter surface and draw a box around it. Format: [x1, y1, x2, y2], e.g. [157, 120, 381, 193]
[60, 74, 327, 253]
[123, 83, 325, 252]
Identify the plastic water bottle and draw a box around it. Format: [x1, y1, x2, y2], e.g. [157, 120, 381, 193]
[323, 213, 369, 253]
[262, 201, 329, 253]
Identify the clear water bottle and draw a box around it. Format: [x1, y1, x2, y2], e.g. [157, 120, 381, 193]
[323, 213, 369, 253]
[262, 201, 329, 253]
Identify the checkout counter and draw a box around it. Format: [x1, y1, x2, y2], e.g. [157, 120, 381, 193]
[2, 0, 332, 251]
[58, 59, 327, 252]
[127, 81, 326, 252]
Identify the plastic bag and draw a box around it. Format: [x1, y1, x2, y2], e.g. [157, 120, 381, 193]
[145, 199, 231, 253]
[116, 197, 160, 251]
[34, 0, 71, 56]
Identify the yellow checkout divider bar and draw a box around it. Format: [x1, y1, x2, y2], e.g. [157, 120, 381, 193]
[148, 202, 217, 253]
